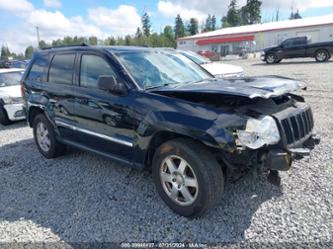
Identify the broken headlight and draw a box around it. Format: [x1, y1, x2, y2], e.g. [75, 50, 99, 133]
[2, 96, 24, 104]
[236, 116, 280, 149]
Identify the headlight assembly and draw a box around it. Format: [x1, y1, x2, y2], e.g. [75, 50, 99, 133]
[2, 97, 24, 104]
[236, 116, 281, 149]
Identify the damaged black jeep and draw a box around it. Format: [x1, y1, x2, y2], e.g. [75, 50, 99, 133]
[23, 46, 317, 217]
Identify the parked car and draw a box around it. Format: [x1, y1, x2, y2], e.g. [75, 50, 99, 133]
[262, 36, 333, 64]
[0, 68, 26, 125]
[177, 50, 244, 78]
[197, 50, 220, 60]
[22, 45, 316, 217]
[9, 60, 29, 69]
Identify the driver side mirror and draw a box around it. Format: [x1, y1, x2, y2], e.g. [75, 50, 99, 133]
[97, 75, 128, 96]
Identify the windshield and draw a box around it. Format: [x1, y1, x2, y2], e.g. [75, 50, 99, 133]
[116, 51, 212, 89]
[178, 50, 210, 65]
[0, 71, 23, 87]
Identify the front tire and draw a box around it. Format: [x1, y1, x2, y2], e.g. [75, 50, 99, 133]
[0, 105, 12, 125]
[33, 114, 66, 158]
[315, 50, 329, 62]
[152, 138, 224, 217]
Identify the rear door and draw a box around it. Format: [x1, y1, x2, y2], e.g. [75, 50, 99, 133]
[46, 52, 77, 140]
[70, 51, 136, 160]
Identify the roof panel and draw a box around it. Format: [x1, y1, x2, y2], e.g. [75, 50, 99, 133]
[179, 14, 333, 40]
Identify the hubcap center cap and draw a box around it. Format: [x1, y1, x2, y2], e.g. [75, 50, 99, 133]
[173, 172, 184, 185]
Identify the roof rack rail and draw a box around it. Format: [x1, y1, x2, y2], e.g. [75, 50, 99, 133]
[40, 43, 90, 50]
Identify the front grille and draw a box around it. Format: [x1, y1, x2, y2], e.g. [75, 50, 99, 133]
[280, 108, 314, 146]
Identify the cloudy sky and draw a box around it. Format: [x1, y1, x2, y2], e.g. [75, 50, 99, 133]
[1, 0, 333, 53]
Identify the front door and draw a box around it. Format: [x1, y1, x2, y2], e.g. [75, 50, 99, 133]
[70, 52, 136, 161]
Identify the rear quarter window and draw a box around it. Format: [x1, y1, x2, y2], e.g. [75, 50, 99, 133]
[48, 54, 75, 85]
[26, 55, 48, 82]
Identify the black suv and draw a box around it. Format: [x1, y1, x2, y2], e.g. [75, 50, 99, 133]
[22, 45, 316, 217]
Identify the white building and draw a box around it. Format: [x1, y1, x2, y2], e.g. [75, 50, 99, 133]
[177, 15, 333, 56]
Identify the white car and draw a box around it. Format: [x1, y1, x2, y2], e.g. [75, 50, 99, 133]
[0, 68, 26, 125]
[178, 50, 245, 78]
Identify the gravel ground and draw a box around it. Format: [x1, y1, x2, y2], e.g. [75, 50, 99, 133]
[0, 58, 332, 245]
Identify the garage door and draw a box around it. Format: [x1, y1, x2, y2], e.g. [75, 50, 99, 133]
[296, 30, 320, 43]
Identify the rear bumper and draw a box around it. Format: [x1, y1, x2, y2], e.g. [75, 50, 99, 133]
[3, 103, 26, 121]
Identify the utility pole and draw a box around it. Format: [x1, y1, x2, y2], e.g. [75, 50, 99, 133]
[36, 26, 40, 48]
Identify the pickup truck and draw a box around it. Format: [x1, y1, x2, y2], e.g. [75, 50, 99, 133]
[262, 36, 333, 64]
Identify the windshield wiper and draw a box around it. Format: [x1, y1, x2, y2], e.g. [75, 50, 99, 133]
[144, 83, 171, 90]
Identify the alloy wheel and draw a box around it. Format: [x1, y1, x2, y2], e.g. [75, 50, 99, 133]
[316, 51, 327, 62]
[160, 155, 199, 206]
[36, 121, 51, 152]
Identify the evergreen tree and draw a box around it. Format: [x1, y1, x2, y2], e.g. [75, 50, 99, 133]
[245, 0, 262, 24]
[142, 12, 151, 36]
[188, 18, 199, 35]
[211, 15, 217, 30]
[163, 25, 174, 40]
[204, 14, 212, 32]
[135, 27, 143, 38]
[24, 46, 34, 59]
[0, 45, 10, 60]
[290, 9, 302, 20]
[226, 0, 241, 27]
[174, 14, 185, 38]
[221, 16, 231, 28]
[240, 5, 249, 25]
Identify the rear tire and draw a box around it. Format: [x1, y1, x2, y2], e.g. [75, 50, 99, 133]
[315, 50, 329, 62]
[33, 114, 66, 158]
[265, 54, 278, 64]
[152, 138, 224, 217]
[0, 105, 12, 126]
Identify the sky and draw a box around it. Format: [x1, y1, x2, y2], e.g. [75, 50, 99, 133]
[1, 0, 333, 53]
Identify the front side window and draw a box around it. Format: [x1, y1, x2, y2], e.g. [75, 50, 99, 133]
[80, 54, 116, 88]
[0, 71, 24, 87]
[282, 39, 293, 48]
[27, 55, 48, 82]
[49, 54, 75, 85]
[116, 51, 211, 89]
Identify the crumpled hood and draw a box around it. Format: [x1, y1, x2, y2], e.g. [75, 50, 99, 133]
[201, 62, 244, 76]
[0, 85, 22, 98]
[152, 76, 306, 99]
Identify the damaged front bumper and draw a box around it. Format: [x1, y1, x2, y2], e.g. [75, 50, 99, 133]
[220, 133, 319, 173]
[261, 133, 320, 171]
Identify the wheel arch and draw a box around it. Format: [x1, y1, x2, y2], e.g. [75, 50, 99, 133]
[27, 106, 45, 127]
[143, 128, 234, 169]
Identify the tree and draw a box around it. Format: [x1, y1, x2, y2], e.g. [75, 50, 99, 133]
[226, 0, 241, 27]
[38, 40, 48, 49]
[290, 9, 302, 20]
[221, 16, 231, 28]
[188, 18, 199, 35]
[211, 15, 217, 31]
[0, 45, 11, 60]
[174, 14, 185, 38]
[142, 12, 151, 36]
[25, 46, 34, 59]
[245, 0, 262, 24]
[135, 27, 143, 38]
[204, 14, 212, 32]
[88, 36, 98, 45]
